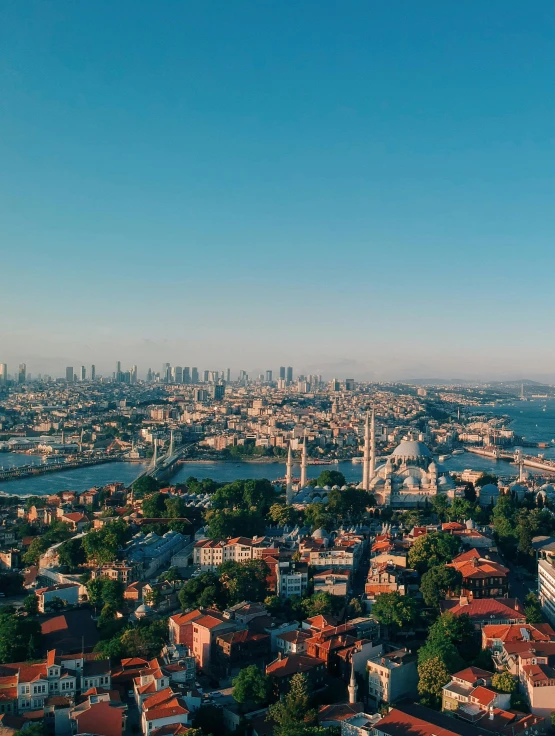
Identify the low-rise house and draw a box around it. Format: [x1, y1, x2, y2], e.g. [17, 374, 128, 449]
[442, 666, 511, 722]
[140, 687, 190, 736]
[266, 654, 325, 696]
[374, 701, 547, 736]
[440, 597, 525, 629]
[276, 630, 311, 655]
[215, 629, 270, 676]
[168, 610, 203, 650]
[276, 560, 308, 599]
[35, 583, 80, 613]
[367, 649, 418, 706]
[69, 691, 127, 736]
[313, 569, 351, 597]
[191, 611, 237, 669]
[448, 549, 509, 599]
[0, 649, 110, 713]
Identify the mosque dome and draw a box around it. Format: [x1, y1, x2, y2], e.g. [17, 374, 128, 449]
[312, 528, 330, 540]
[403, 475, 420, 487]
[392, 440, 432, 458]
[479, 483, 500, 507]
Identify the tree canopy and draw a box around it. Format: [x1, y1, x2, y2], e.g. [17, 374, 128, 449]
[232, 665, 270, 705]
[420, 565, 462, 608]
[268, 673, 317, 736]
[407, 532, 461, 574]
[371, 592, 418, 631]
[315, 470, 346, 487]
[417, 656, 451, 707]
[218, 560, 269, 605]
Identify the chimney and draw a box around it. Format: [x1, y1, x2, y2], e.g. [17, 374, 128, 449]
[489, 705, 494, 720]
[459, 595, 469, 607]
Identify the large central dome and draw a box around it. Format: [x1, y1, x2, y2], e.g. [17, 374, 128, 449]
[391, 439, 432, 458]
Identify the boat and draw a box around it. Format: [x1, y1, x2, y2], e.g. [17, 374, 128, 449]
[452, 449, 465, 455]
[438, 455, 450, 462]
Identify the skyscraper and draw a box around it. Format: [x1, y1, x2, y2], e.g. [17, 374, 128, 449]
[203, 370, 210, 382]
[91, 365, 96, 381]
[80, 366, 86, 381]
[279, 366, 286, 380]
[146, 368, 153, 382]
[173, 366, 183, 383]
[183, 367, 191, 384]
[131, 365, 138, 383]
[18, 363, 26, 384]
[162, 363, 171, 383]
[266, 370, 273, 383]
[66, 367, 74, 383]
[191, 367, 199, 383]
[286, 366, 293, 384]
[211, 383, 225, 400]
[0, 364, 7, 385]
[226, 368, 231, 383]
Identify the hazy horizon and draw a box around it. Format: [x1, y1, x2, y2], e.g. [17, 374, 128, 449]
[2, 2, 555, 377]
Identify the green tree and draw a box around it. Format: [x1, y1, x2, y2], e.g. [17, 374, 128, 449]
[206, 508, 266, 539]
[23, 594, 39, 616]
[316, 470, 346, 487]
[407, 532, 461, 574]
[232, 665, 270, 705]
[57, 537, 86, 568]
[448, 498, 476, 523]
[218, 560, 269, 605]
[327, 488, 374, 523]
[302, 592, 342, 618]
[269, 504, 299, 527]
[0, 607, 41, 664]
[420, 566, 462, 608]
[476, 473, 498, 488]
[304, 503, 335, 532]
[417, 656, 451, 707]
[82, 520, 130, 565]
[142, 492, 167, 518]
[14, 724, 47, 736]
[430, 495, 451, 523]
[492, 671, 516, 694]
[179, 573, 225, 610]
[371, 592, 418, 631]
[132, 476, 160, 499]
[524, 592, 543, 624]
[268, 673, 317, 736]
[419, 612, 477, 670]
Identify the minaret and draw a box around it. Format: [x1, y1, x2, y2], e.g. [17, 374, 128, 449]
[300, 434, 308, 488]
[348, 658, 357, 705]
[369, 408, 376, 482]
[286, 444, 293, 505]
[362, 412, 370, 491]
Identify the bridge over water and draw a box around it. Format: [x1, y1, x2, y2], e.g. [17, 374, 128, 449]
[466, 446, 555, 475]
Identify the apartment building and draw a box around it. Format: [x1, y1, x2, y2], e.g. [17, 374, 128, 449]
[367, 649, 418, 705]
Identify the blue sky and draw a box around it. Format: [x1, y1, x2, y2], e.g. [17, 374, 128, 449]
[2, 1, 555, 380]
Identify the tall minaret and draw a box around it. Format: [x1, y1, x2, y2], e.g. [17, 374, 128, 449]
[286, 444, 294, 505]
[300, 434, 308, 488]
[369, 408, 376, 482]
[348, 658, 358, 705]
[362, 412, 370, 490]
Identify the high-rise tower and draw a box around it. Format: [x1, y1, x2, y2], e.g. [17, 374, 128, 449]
[369, 408, 376, 482]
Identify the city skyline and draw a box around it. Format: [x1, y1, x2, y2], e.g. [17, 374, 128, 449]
[2, 2, 555, 377]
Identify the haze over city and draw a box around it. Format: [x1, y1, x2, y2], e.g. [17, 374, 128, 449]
[2, 1, 555, 379]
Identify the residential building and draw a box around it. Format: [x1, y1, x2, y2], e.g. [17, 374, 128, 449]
[367, 649, 418, 705]
[276, 560, 308, 599]
[448, 549, 509, 599]
[35, 583, 80, 613]
[266, 654, 325, 696]
[440, 597, 525, 629]
[538, 558, 555, 627]
[140, 687, 190, 736]
[191, 612, 236, 669]
[69, 692, 127, 736]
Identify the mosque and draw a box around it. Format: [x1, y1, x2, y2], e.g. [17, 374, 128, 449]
[286, 411, 455, 509]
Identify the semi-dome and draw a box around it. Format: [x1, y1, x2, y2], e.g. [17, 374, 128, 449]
[403, 475, 420, 487]
[392, 440, 432, 458]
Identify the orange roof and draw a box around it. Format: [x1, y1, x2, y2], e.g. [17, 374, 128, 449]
[193, 615, 226, 630]
[470, 685, 496, 706]
[169, 610, 202, 626]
